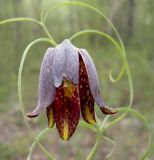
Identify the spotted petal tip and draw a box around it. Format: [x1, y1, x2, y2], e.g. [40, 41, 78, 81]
[27, 106, 42, 118]
[27, 112, 39, 118]
[100, 105, 118, 115]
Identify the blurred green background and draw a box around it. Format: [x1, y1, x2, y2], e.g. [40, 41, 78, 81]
[0, 0, 154, 159]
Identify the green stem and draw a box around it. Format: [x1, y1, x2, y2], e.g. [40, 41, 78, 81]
[27, 128, 52, 160]
[0, 17, 41, 25]
[88, 106, 152, 160]
[69, 29, 122, 52]
[0, 18, 57, 45]
[40, 0, 68, 22]
[40, 22, 57, 46]
[79, 120, 97, 132]
[87, 116, 109, 160]
[28, 120, 97, 160]
[103, 107, 152, 160]
[87, 130, 101, 160]
[103, 136, 116, 159]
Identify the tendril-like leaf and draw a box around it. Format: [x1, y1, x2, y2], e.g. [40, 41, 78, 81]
[27, 128, 52, 160]
[69, 29, 124, 82]
[102, 107, 152, 160]
[43, 1, 126, 53]
[0, 17, 41, 25]
[79, 120, 97, 132]
[41, 0, 71, 21]
[27, 119, 97, 160]
[18, 38, 56, 160]
[0, 18, 57, 45]
[103, 136, 116, 159]
[108, 63, 125, 83]
[86, 116, 110, 160]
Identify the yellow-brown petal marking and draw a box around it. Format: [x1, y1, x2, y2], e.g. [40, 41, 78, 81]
[63, 78, 75, 98]
[79, 55, 96, 125]
[46, 105, 55, 128]
[53, 79, 80, 140]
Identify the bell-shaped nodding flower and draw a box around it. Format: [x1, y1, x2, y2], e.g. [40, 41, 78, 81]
[27, 39, 117, 140]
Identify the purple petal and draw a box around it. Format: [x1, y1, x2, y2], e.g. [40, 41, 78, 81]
[79, 49, 106, 107]
[53, 39, 79, 87]
[27, 48, 56, 118]
[79, 55, 96, 124]
[79, 49, 117, 114]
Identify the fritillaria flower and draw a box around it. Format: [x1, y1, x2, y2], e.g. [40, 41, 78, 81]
[27, 39, 117, 140]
